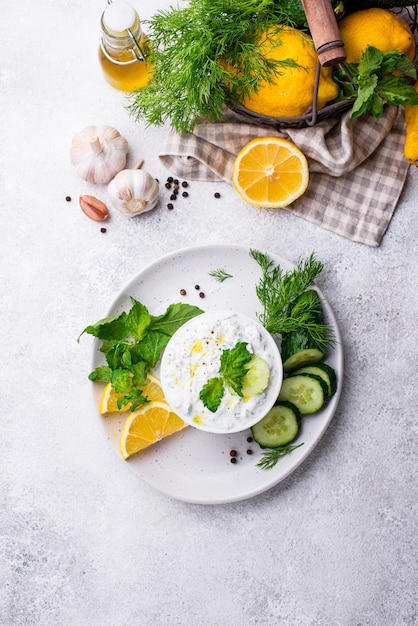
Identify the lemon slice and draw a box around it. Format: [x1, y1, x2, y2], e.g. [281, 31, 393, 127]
[232, 137, 309, 208]
[99, 373, 165, 414]
[120, 401, 187, 459]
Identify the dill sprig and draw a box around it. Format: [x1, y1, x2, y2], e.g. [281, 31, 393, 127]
[257, 443, 304, 470]
[127, 0, 295, 133]
[250, 249, 335, 351]
[208, 268, 233, 282]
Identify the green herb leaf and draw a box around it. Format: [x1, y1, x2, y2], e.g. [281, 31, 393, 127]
[220, 341, 253, 396]
[208, 268, 233, 282]
[81, 299, 203, 411]
[199, 377, 225, 413]
[88, 366, 112, 382]
[376, 73, 418, 106]
[250, 250, 334, 352]
[111, 369, 132, 394]
[78, 312, 128, 341]
[134, 330, 171, 369]
[127, 0, 294, 133]
[150, 303, 204, 336]
[126, 298, 151, 341]
[256, 443, 304, 470]
[347, 46, 418, 119]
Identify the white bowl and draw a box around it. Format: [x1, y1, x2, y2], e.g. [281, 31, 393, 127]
[160, 310, 283, 434]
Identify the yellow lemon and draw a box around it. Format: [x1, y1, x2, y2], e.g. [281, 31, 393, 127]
[232, 137, 309, 208]
[404, 80, 418, 166]
[119, 401, 187, 459]
[338, 8, 415, 63]
[241, 27, 339, 118]
[99, 373, 165, 414]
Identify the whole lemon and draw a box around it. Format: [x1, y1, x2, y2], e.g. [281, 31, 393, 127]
[338, 8, 415, 63]
[240, 27, 339, 118]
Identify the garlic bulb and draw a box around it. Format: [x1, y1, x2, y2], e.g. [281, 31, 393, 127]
[70, 125, 128, 184]
[107, 169, 160, 216]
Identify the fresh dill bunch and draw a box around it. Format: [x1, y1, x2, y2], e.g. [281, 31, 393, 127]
[250, 249, 335, 349]
[127, 0, 295, 133]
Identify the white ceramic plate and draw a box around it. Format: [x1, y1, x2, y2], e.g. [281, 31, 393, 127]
[91, 244, 343, 504]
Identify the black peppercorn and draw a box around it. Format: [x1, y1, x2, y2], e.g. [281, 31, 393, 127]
[199, 292, 205, 298]
[181, 181, 188, 188]
[182, 191, 189, 197]
[180, 289, 186, 296]
[230, 457, 237, 464]
[246, 449, 253, 455]
[100, 227, 107, 233]
[170, 194, 177, 201]
[167, 203, 174, 210]
[167, 176, 173, 183]
[194, 285, 200, 290]
[65, 196, 71, 202]
[230, 450, 237, 457]
[214, 192, 221, 198]
[165, 182, 171, 189]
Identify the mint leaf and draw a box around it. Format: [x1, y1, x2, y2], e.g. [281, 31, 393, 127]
[199, 377, 224, 413]
[88, 366, 112, 382]
[351, 73, 378, 118]
[131, 361, 148, 387]
[150, 303, 203, 336]
[358, 45, 383, 76]
[135, 329, 170, 368]
[376, 74, 418, 106]
[380, 50, 417, 79]
[349, 47, 418, 119]
[126, 298, 151, 341]
[79, 311, 128, 341]
[220, 341, 253, 396]
[104, 340, 133, 370]
[111, 369, 132, 394]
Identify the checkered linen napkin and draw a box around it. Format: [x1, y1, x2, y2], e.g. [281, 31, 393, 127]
[159, 104, 409, 247]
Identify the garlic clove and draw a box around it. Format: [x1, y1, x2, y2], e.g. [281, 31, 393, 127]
[70, 125, 129, 184]
[107, 169, 160, 217]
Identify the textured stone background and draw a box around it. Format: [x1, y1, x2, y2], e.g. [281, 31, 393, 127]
[1, 1, 417, 624]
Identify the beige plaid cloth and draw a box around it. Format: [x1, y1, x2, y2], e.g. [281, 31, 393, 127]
[159, 105, 409, 247]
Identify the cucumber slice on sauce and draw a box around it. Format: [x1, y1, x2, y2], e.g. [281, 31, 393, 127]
[278, 373, 328, 414]
[291, 363, 337, 398]
[251, 401, 301, 448]
[242, 355, 270, 397]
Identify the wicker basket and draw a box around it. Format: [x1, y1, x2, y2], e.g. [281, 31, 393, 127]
[232, 3, 418, 131]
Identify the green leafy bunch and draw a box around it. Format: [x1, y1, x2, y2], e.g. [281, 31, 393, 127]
[127, 0, 295, 133]
[79, 299, 203, 411]
[250, 250, 334, 351]
[333, 46, 418, 119]
[199, 342, 253, 412]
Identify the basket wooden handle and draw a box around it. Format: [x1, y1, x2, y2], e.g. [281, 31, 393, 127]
[301, 0, 346, 66]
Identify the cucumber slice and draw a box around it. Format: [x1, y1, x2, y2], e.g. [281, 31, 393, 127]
[291, 363, 337, 397]
[282, 347, 325, 373]
[242, 355, 270, 397]
[278, 373, 328, 415]
[251, 401, 301, 448]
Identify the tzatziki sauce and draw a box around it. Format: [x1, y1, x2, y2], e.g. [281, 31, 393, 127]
[160, 310, 282, 433]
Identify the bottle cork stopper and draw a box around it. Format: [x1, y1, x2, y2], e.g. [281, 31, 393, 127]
[102, 1, 139, 37]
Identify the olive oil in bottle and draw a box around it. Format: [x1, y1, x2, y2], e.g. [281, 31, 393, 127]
[99, 1, 152, 92]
